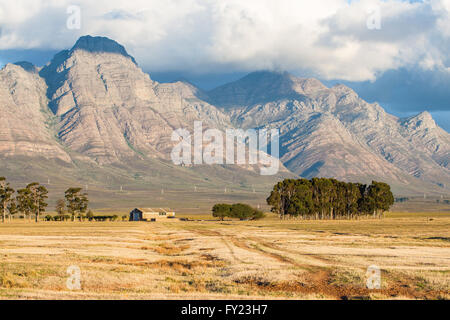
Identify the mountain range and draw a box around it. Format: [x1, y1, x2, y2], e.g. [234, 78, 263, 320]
[0, 35, 448, 208]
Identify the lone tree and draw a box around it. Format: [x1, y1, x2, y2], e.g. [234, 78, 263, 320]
[65, 188, 89, 221]
[27, 182, 49, 223]
[0, 177, 15, 223]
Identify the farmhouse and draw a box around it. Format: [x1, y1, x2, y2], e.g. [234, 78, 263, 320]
[129, 208, 176, 221]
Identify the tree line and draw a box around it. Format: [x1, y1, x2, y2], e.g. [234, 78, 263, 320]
[0, 177, 89, 223]
[267, 178, 394, 220]
[212, 203, 265, 221]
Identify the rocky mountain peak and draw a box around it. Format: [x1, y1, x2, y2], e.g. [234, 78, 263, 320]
[244, 70, 292, 82]
[13, 61, 39, 73]
[331, 83, 356, 94]
[1, 63, 42, 84]
[415, 111, 433, 121]
[207, 70, 312, 108]
[292, 77, 327, 94]
[158, 80, 208, 100]
[1, 63, 18, 73]
[70, 35, 137, 65]
[402, 111, 437, 130]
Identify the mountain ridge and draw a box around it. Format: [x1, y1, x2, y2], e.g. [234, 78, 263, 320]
[1, 36, 449, 200]
[206, 70, 449, 193]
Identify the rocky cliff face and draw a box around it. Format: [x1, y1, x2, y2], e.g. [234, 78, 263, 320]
[399, 112, 450, 172]
[0, 63, 71, 162]
[0, 36, 448, 196]
[39, 35, 232, 164]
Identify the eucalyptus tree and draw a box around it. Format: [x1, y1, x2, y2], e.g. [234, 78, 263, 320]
[345, 183, 362, 219]
[366, 181, 394, 218]
[65, 188, 89, 221]
[0, 177, 15, 223]
[27, 182, 49, 223]
[55, 199, 66, 221]
[267, 182, 282, 218]
[7, 199, 18, 222]
[312, 178, 334, 219]
[267, 178, 394, 220]
[17, 187, 33, 221]
[288, 179, 314, 219]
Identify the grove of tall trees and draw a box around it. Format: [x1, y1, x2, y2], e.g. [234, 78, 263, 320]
[1, 178, 49, 223]
[0, 177, 89, 223]
[267, 178, 394, 220]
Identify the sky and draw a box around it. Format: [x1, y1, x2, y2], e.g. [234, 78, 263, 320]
[0, 0, 449, 131]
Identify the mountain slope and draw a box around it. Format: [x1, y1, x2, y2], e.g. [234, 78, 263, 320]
[208, 71, 450, 194]
[0, 37, 292, 208]
[0, 37, 448, 201]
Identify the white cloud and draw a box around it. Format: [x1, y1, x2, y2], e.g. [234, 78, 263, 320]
[0, 0, 448, 81]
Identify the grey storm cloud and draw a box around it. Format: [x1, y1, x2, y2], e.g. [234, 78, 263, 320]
[329, 67, 450, 113]
[0, 0, 449, 131]
[0, 0, 448, 81]
[321, 2, 439, 43]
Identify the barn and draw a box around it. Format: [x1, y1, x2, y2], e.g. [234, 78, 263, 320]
[129, 208, 176, 221]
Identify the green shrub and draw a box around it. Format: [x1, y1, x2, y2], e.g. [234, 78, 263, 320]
[252, 209, 265, 220]
[230, 203, 254, 220]
[86, 210, 94, 221]
[212, 204, 232, 221]
[211, 203, 264, 220]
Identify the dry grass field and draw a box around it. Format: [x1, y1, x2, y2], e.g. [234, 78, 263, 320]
[0, 212, 449, 300]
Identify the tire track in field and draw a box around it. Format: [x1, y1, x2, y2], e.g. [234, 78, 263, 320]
[228, 236, 305, 267]
[193, 228, 308, 268]
[190, 228, 448, 300]
[190, 229, 247, 264]
[246, 236, 332, 267]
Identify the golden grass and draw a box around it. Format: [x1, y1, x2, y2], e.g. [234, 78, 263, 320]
[151, 244, 191, 256]
[0, 212, 449, 300]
